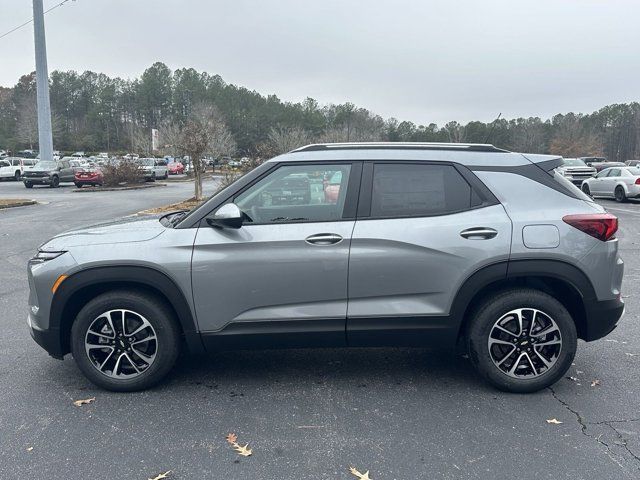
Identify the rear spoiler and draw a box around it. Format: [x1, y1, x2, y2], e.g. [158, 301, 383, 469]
[521, 154, 563, 172]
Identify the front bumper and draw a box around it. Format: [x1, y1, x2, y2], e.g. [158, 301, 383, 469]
[583, 296, 625, 341]
[28, 312, 64, 359]
[23, 176, 52, 185]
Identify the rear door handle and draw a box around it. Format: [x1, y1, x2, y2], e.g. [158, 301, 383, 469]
[305, 233, 343, 245]
[460, 227, 498, 240]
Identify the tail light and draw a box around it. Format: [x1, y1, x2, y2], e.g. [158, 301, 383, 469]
[563, 213, 618, 241]
[635, 178, 640, 185]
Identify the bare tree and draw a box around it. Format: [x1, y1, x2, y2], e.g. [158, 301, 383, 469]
[267, 125, 310, 154]
[549, 114, 603, 157]
[131, 126, 152, 156]
[161, 102, 236, 200]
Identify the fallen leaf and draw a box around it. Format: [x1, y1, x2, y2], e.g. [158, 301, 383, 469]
[226, 433, 252, 457]
[576, 370, 584, 374]
[148, 471, 171, 480]
[234, 443, 252, 457]
[349, 467, 372, 480]
[73, 397, 95, 407]
[590, 379, 601, 387]
[26, 447, 33, 452]
[605, 339, 619, 343]
[546, 418, 563, 425]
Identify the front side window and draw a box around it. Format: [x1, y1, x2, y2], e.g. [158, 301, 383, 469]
[234, 164, 352, 224]
[596, 169, 610, 178]
[370, 163, 480, 217]
[609, 169, 621, 177]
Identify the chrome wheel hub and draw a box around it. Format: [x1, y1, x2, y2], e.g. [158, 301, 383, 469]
[488, 308, 562, 379]
[84, 309, 158, 379]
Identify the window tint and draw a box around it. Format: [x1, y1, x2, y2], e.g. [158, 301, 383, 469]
[596, 170, 609, 178]
[609, 169, 621, 177]
[370, 164, 480, 217]
[0, 160, 9, 167]
[235, 164, 352, 224]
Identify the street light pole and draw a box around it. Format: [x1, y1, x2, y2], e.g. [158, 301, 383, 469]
[32, 0, 54, 161]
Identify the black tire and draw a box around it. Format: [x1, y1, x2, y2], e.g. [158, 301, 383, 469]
[615, 186, 626, 203]
[50, 175, 59, 188]
[71, 290, 180, 392]
[24, 182, 33, 189]
[75, 182, 82, 188]
[581, 184, 591, 196]
[467, 288, 577, 393]
[14, 170, 21, 181]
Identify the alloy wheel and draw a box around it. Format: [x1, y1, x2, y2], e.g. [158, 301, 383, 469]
[487, 308, 562, 379]
[84, 309, 158, 379]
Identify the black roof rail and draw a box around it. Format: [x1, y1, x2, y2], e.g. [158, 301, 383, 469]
[290, 142, 509, 153]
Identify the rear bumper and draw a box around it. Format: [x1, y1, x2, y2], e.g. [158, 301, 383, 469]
[583, 297, 624, 341]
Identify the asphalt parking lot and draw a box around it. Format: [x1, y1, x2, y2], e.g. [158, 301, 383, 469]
[0, 181, 639, 480]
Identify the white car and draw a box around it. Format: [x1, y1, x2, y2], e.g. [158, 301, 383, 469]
[581, 166, 640, 202]
[135, 158, 168, 181]
[0, 157, 37, 181]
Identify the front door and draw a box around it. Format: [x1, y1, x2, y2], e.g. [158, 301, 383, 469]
[191, 162, 361, 349]
[347, 162, 512, 346]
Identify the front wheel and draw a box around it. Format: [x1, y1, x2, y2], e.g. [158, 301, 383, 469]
[24, 181, 33, 189]
[14, 170, 21, 181]
[50, 175, 59, 188]
[71, 290, 180, 391]
[467, 288, 577, 393]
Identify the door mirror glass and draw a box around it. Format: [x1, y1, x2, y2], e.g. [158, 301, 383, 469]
[207, 203, 243, 229]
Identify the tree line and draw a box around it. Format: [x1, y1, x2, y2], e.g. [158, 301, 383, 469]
[1, 61, 639, 161]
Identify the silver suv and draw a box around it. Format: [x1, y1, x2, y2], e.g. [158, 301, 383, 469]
[27, 143, 624, 392]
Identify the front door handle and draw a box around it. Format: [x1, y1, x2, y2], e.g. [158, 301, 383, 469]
[305, 233, 343, 245]
[460, 227, 498, 240]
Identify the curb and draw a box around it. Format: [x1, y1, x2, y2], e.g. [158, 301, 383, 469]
[0, 199, 38, 210]
[72, 183, 167, 193]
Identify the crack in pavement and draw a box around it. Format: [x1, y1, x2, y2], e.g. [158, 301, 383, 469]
[548, 387, 640, 474]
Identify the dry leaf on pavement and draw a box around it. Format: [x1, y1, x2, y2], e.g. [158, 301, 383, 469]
[590, 379, 601, 387]
[349, 467, 372, 480]
[26, 447, 33, 452]
[148, 471, 171, 480]
[546, 418, 563, 425]
[226, 433, 252, 457]
[72, 397, 95, 407]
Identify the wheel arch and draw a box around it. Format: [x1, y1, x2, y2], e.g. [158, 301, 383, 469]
[452, 259, 595, 346]
[51, 265, 205, 356]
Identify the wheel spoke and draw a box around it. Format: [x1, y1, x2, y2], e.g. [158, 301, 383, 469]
[535, 339, 561, 347]
[514, 309, 524, 336]
[124, 353, 141, 374]
[132, 334, 157, 346]
[87, 330, 114, 340]
[533, 348, 553, 368]
[529, 310, 538, 336]
[495, 347, 516, 367]
[531, 324, 559, 338]
[493, 325, 518, 338]
[112, 352, 125, 376]
[128, 323, 150, 337]
[489, 338, 515, 347]
[508, 352, 526, 375]
[98, 347, 116, 371]
[120, 310, 128, 336]
[523, 352, 538, 375]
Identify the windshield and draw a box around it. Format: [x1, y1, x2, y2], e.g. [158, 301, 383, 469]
[136, 159, 154, 166]
[562, 159, 587, 167]
[34, 161, 57, 169]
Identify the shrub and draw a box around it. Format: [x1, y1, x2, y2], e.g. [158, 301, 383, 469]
[101, 161, 144, 186]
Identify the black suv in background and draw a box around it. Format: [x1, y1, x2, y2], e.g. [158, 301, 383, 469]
[23, 159, 75, 188]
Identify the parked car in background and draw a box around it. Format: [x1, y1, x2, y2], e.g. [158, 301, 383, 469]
[625, 160, 640, 167]
[168, 161, 184, 175]
[227, 159, 242, 168]
[581, 166, 640, 202]
[22, 159, 75, 188]
[18, 149, 38, 158]
[0, 157, 37, 181]
[74, 166, 104, 188]
[135, 158, 168, 181]
[555, 158, 596, 185]
[0, 149, 7, 159]
[71, 151, 86, 158]
[581, 157, 626, 172]
[69, 158, 90, 172]
[323, 170, 344, 203]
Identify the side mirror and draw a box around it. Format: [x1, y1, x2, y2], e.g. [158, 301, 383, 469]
[207, 203, 243, 229]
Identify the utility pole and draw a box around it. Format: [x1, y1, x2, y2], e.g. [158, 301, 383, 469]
[33, 0, 54, 161]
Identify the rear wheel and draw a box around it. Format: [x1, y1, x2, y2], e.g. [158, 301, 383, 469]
[467, 288, 577, 393]
[615, 186, 626, 203]
[71, 290, 180, 391]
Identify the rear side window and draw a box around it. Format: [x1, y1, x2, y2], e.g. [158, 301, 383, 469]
[370, 164, 481, 217]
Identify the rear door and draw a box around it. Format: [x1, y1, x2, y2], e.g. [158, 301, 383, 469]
[347, 161, 512, 346]
[602, 168, 621, 196]
[191, 161, 362, 348]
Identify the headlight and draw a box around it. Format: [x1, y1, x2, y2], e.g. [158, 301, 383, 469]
[29, 250, 66, 264]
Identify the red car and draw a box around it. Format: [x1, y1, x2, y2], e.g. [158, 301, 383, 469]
[74, 168, 103, 188]
[323, 170, 344, 203]
[168, 161, 184, 175]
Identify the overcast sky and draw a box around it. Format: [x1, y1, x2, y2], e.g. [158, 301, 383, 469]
[0, 0, 638, 125]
